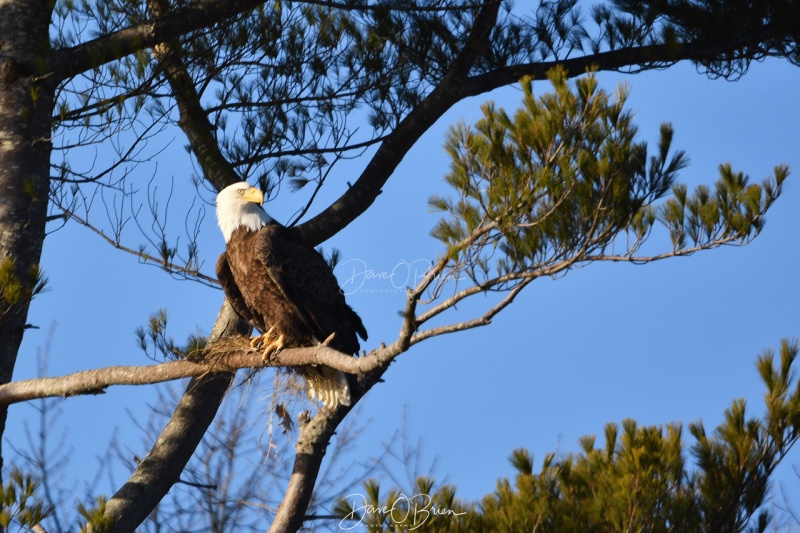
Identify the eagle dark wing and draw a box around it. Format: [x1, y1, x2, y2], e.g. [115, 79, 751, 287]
[255, 225, 367, 354]
[216, 251, 262, 331]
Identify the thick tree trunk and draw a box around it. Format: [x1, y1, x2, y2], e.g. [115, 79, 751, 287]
[0, 0, 55, 475]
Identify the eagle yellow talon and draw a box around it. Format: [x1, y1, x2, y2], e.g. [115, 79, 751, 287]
[250, 326, 275, 349]
[249, 334, 266, 348]
[261, 333, 286, 362]
[249, 326, 285, 362]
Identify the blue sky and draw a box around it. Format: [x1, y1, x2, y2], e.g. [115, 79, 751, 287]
[336, 59, 800, 503]
[8, 54, 800, 523]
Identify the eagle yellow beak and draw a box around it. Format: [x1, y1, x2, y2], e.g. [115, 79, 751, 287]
[241, 187, 264, 205]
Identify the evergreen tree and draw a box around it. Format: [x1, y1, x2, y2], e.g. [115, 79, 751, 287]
[345, 340, 800, 532]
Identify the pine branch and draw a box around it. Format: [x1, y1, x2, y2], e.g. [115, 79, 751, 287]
[292, 30, 730, 247]
[148, 0, 243, 192]
[294, 0, 501, 246]
[586, 234, 750, 264]
[52, 0, 269, 83]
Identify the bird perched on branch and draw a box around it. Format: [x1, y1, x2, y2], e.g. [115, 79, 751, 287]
[215, 182, 367, 408]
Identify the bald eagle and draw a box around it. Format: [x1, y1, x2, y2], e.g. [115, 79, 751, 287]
[215, 182, 367, 408]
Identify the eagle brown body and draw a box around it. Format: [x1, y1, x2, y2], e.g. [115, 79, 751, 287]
[214, 182, 367, 408]
[216, 225, 366, 356]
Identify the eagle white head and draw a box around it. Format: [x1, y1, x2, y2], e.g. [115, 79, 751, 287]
[215, 182, 274, 243]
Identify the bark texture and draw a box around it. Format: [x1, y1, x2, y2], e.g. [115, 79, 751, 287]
[0, 0, 55, 476]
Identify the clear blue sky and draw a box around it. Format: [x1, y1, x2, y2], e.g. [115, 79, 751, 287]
[8, 54, 800, 521]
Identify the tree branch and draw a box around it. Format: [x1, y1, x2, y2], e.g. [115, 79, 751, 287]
[294, 0, 501, 245]
[295, 20, 783, 247]
[54, 206, 219, 287]
[0, 339, 401, 407]
[148, 0, 244, 192]
[585, 234, 750, 264]
[52, 0, 269, 83]
[95, 4, 266, 526]
[411, 278, 531, 345]
[101, 300, 247, 532]
[459, 34, 763, 97]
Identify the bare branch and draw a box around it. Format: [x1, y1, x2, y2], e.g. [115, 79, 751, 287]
[53, 205, 219, 287]
[0, 339, 395, 407]
[410, 277, 531, 345]
[586, 234, 750, 264]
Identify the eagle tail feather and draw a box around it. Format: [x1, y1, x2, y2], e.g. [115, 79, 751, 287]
[305, 367, 351, 408]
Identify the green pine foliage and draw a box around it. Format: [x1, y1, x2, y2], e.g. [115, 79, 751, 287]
[602, 0, 800, 78]
[430, 66, 685, 279]
[0, 258, 49, 318]
[658, 163, 788, 251]
[0, 469, 51, 532]
[77, 497, 113, 533]
[429, 68, 787, 288]
[135, 308, 207, 361]
[347, 340, 800, 532]
[480, 424, 697, 532]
